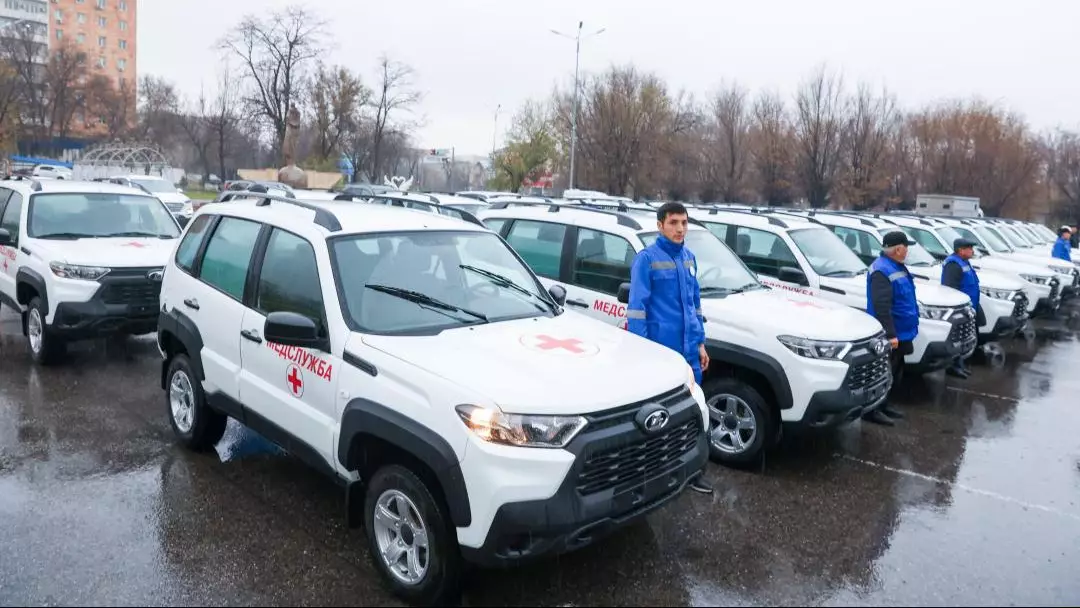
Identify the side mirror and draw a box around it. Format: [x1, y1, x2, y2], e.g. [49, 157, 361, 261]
[0, 228, 10, 246]
[264, 311, 328, 351]
[617, 282, 631, 304]
[779, 266, 809, 286]
[547, 284, 567, 307]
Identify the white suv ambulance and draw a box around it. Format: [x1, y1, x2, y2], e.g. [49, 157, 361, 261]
[795, 212, 1030, 341]
[155, 193, 709, 605]
[478, 202, 892, 467]
[891, 215, 1063, 316]
[982, 218, 1079, 295]
[688, 208, 977, 374]
[0, 178, 182, 364]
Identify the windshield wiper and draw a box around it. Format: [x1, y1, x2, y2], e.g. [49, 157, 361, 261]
[459, 264, 550, 311]
[35, 232, 94, 239]
[822, 270, 858, 277]
[104, 231, 174, 239]
[365, 284, 488, 323]
[728, 283, 763, 294]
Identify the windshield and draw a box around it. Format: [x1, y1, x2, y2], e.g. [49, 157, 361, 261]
[1023, 225, 1050, 244]
[639, 230, 761, 295]
[998, 225, 1033, 248]
[933, 225, 967, 250]
[331, 230, 553, 333]
[875, 228, 936, 266]
[900, 225, 948, 257]
[788, 228, 867, 276]
[976, 226, 1013, 252]
[128, 178, 178, 194]
[950, 226, 988, 258]
[28, 193, 180, 239]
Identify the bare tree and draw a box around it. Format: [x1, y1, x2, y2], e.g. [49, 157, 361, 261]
[179, 89, 214, 182]
[220, 5, 326, 158]
[1043, 129, 1080, 217]
[310, 64, 368, 162]
[794, 66, 848, 207]
[704, 82, 751, 201]
[367, 56, 421, 180]
[206, 69, 245, 184]
[841, 84, 899, 209]
[135, 75, 182, 145]
[85, 75, 134, 140]
[0, 61, 22, 154]
[750, 91, 796, 205]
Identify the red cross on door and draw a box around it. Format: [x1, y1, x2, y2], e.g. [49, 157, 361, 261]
[286, 364, 304, 398]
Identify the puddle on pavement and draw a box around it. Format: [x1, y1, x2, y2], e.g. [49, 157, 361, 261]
[214, 419, 283, 463]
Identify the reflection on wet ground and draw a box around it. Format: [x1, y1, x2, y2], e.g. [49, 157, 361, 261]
[2, 303, 1079, 606]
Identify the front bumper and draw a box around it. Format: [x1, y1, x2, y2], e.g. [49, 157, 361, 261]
[793, 336, 892, 430]
[459, 387, 707, 568]
[979, 295, 1024, 340]
[48, 268, 162, 339]
[908, 309, 978, 372]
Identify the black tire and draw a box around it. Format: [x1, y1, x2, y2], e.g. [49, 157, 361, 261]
[165, 354, 226, 451]
[363, 464, 462, 606]
[701, 377, 774, 468]
[25, 296, 65, 365]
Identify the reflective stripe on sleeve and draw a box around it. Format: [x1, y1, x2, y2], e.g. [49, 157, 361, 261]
[626, 309, 647, 320]
[650, 261, 677, 270]
[887, 271, 907, 282]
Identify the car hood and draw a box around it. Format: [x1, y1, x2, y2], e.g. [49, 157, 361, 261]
[153, 192, 189, 204]
[1004, 250, 1074, 274]
[29, 237, 177, 268]
[907, 264, 1024, 291]
[701, 289, 882, 341]
[973, 255, 1056, 278]
[360, 313, 689, 414]
[916, 281, 970, 306]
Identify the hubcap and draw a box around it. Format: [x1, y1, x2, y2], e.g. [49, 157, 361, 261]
[707, 394, 758, 455]
[373, 489, 429, 586]
[169, 371, 195, 433]
[27, 308, 43, 354]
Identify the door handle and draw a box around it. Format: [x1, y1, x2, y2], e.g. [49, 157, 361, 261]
[183, 298, 199, 310]
[240, 329, 262, 344]
[566, 299, 589, 308]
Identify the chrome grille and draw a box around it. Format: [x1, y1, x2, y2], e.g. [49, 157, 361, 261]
[583, 386, 690, 432]
[848, 355, 891, 391]
[1012, 292, 1029, 320]
[576, 416, 701, 496]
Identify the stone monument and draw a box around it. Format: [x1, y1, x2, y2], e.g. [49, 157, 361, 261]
[277, 104, 308, 189]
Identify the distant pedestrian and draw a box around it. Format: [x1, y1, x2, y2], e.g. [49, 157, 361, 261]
[941, 238, 983, 379]
[1052, 226, 1073, 263]
[1070, 225, 1079, 250]
[863, 231, 918, 427]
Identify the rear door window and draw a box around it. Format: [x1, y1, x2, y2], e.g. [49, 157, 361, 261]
[503, 220, 566, 279]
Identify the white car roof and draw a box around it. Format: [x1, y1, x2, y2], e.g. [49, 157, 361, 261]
[200, 194, 489, 238]
[687, 207, 822, 233]
[479, 203, 713, 240]
[4, 178, 152, 197]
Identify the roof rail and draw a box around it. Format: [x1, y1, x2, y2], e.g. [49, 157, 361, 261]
[812, 210, 878, 227]
[487, 199, 643, 229]
[702, 207, 789, 228]
[2, 175, 43, 191]
[223, 192, 342, 232]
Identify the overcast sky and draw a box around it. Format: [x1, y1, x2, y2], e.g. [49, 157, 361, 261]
[140, 0, 1079, 157]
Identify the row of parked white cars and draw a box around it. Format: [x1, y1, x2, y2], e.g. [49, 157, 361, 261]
[0, 177, 1075, 605]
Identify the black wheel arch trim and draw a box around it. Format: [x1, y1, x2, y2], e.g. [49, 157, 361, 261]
[15, 267, 47, 309]
[704, 339, 793, 410]
[158, 307, 206, 389]
[339, 398, 472, 528]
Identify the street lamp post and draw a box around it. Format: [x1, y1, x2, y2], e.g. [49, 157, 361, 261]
[551, 22, 604, 191]
[491, 103, 501, 160]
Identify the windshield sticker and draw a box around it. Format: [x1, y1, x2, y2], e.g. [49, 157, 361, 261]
[761, 278, 815, 296]
[593, 299, 626, 318]
[267, 341, 333, 381]
[519, 334, 600, 357]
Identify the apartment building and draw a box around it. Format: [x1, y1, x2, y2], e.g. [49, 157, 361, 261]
[51, 0, 135, 89]
[0, 0, 50, 62]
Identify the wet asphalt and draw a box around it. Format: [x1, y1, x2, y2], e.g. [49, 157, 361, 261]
[2, 304, 1079, 607]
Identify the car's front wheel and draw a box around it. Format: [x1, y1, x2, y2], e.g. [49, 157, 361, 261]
[25, 296, 65, 365]
[165, 354, 226, 451]
[364, 464, 461, 606]
[702, 377, 773, 468]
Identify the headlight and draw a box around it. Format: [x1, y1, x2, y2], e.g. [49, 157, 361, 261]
[1019, 274, 1049, 285]
[918, 303, 955, 320]
[455, 404, 587, 448]
[776, 335, 852, 360]
[181, 201, 194, 215]
[49, 262, 109, 280]
[979, 287, 1014, 301]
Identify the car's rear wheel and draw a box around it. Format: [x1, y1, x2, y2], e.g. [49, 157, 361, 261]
[26, 297, 65, 365]
[364, 464, 461, 606]
[702, 377, 773, 468]
[166, 354, 226, 451]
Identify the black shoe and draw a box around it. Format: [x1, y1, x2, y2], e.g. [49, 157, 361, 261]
[689, 478, 714, 495]
[862, 410, 895, 426]
[880, 405, 905, 420]
[946, 367, 968, 379]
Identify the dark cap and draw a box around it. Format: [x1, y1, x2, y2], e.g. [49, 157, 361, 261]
[882, 231, 914, 248]
[953, 237, 978, 250]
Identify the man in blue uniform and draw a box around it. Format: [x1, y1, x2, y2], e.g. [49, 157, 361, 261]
[627, 202, 709, 384]
[941, 238, 981, 379]
[1052, 226, 1072, 263]
[864, 231, 919, 427]
[627, 202, 712, 491]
